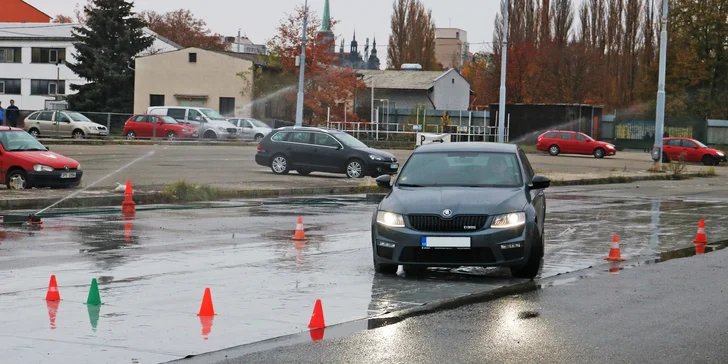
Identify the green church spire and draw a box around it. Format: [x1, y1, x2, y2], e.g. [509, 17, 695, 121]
[321, 0, 331, 32]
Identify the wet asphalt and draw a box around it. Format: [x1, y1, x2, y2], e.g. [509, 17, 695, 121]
[1, 179, 728, 363]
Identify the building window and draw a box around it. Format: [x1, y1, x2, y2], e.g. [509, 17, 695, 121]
[31, 48, 66, 64]
[219, 97, 235, 116]
[0, 48, 21, 63]
[149, 94, 165, 106]
[0, 79, 21, 94]
[189, 52, 197, 63]
[31, 80, 66, 95]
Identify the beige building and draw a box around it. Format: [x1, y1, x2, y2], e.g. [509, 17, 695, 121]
[434, 28, 469, 70]
[133, 47, 257, 117]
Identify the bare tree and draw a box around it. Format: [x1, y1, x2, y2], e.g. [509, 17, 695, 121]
[386, 0, 438, 70]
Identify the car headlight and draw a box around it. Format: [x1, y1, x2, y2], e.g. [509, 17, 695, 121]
[607, 144, 615, 149]
[181, 128, 189, 132]
[716, 152, 724, 157]
[369, 154, 384, 161]
[33, 164, 54, 172]
[376, 211, 405, 228]
[490, 212, 526, 229]
[76, 163, 81, 170]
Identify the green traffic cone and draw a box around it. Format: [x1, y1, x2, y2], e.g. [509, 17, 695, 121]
[86, 278, 101, 305]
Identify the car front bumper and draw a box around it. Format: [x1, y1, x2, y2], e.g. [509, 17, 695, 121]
[372, 221, 534, 268]
[28, 170, 83, 187]
[368, 160, 399, 176]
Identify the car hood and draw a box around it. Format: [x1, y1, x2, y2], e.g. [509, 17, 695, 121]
[596, 141, 615, 148]
[705, 147, 725, 155]
[355, 147, 397, 160]
[75, 121, 106, 128]
[381, 186, 527, 216]
[9, 150, 80, 168]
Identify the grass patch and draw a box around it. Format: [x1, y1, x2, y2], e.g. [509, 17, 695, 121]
[517, 144, 538, 152]
[549, 172, 716, 187]
[161, 180, 231, 202]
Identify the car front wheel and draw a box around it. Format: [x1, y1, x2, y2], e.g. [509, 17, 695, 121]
[73, 129, 85, 139]
[346, 159, 366, 178]
[702, 155, 717, 166]
[593, 147, 605, 159]
[510, 234, 543, 280]
[6, 170, 31, 190]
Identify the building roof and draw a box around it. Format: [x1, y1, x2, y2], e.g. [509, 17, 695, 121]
[0, 23, 182, 50]
[0, 0, 51, 22]
[357, 69, 452, 91]
[707, 119, 728, 128]
[136, 46, 269, 67]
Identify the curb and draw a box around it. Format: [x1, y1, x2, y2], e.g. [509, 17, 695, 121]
[0, 184, 385, 211]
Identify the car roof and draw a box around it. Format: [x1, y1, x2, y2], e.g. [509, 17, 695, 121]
[414, 142, 518, 154]
[276, 126, 338, 133]
[0, 126, 26, 132]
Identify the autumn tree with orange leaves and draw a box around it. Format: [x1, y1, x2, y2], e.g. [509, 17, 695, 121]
[247, 4, 365, 124]
[140, 9, 229, 50]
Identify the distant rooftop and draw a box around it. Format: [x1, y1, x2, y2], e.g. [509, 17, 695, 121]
[357, 69, 451, 91]
[0, 23, 182, 49]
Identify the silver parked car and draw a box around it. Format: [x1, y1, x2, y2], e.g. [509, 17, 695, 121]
[147, 106, 242, 140]
[24, 110, 109, 139]
[227, 118, 272, 142]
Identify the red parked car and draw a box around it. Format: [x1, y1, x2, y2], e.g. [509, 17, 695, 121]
[536, 130, 616, 158]
[661, 137, 725, 165]
[0, 127, 82, 190]
[123, 114, 198, 140]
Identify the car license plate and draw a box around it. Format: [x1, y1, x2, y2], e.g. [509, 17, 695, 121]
[61, 172, 76, 179]
[391, 163, 399, 169]
[421, 237, 471, 248]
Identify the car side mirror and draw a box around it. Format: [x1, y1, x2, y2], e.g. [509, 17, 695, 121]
[376, 175, 392, 189]
[530, 175, 550, 190]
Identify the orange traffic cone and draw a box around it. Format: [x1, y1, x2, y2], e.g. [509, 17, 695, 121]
[292, 216, 307, 241]
[121, 179, 136, 213]
[693, 219, 708, 244]
[604, 234, 625, 262]
[197, 287, 215, 316]
[45, 274, 60, 301]
[308, 299, 326, 329]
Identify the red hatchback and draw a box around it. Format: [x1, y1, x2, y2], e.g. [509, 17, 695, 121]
[123, 114, 198, 140]
[536, 130, 616, 158]
[0, 127, 82, 189]
[662, 137, 726, 165]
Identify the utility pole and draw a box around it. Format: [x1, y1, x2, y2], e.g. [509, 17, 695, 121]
[497, 0, 508, 143]
[652, 0, 668, 169]
[295, 0, 308, 127]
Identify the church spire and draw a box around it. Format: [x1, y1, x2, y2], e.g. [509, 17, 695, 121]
[321, 0, 331, 32]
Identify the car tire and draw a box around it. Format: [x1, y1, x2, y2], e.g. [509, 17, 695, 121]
[6, 169, 31, 190]
[126, 131, 136, 140]
[271, 154, 290, 175]
[510, 235, 543, 280]
[255, 134, 264, 142]
[548, 145, 560, 156]
[296, 169, 311, 176]
[346, 159, 366, 178]
[373, 258, 398, 274]
[203, 130, 217, 139]
[593, 147, 605, 159]
[28, 128, 40, 138]
[702, 155, 716, 166]
[402, 265, 427, 276]
[72, 129, 85, 139]
[166, 132, 177, 141]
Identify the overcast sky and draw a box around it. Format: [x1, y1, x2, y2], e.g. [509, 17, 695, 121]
[31, 0, 499, 54]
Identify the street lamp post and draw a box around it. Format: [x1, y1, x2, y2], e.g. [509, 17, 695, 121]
[653, 0, 669, 169]
[295, 0, 308, 127]
[497, 0, 508, 143]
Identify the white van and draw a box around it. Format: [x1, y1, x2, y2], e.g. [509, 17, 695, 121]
[146, 106, 242, 140]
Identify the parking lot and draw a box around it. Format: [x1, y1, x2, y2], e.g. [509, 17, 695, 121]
[2, 179, 727, 363]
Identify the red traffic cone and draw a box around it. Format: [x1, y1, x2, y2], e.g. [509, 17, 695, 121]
[308, 299, 326, 329]
[604, 234, 625, 262]
[45, 274, 60, 301]
[693, 219, 708, 244]
[122, 179, 136, 213]
[292, 216, 307, 241]
[197, 287, 215, 316]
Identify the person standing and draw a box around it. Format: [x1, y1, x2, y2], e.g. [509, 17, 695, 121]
[5, 99, 20, 128]
[0, 101, 4, 126]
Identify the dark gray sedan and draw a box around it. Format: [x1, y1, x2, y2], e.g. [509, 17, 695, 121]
[371, 142, 550, 279]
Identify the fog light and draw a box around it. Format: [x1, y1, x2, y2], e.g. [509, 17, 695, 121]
[377, 241, 395, 248]
[500, 243, 522, 249]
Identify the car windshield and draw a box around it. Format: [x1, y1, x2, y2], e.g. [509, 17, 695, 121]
[248, 119, 269, 128]
[693, 139, 708, 148]
[160, 116, 178, 124]
[200, 109, 226, 120]
[396, 151, 523, 188]
[333, 132, 367, 148]
[0, 130, 48, 151]
[67, 112, 92, 122]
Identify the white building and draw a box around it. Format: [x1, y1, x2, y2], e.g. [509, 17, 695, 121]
[0, 23, 180, 111]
